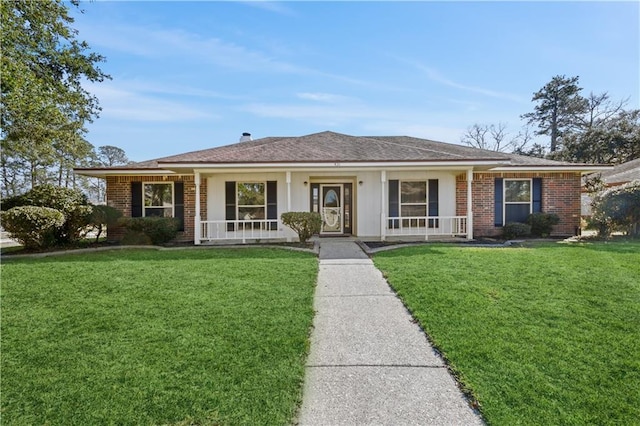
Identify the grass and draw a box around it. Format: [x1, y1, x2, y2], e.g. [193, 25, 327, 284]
[1, 248, 318, 425]
[373, 241, 640, 425]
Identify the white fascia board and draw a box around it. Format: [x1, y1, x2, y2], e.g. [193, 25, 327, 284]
[161, 160, 508, 170]
[490, 165, 614, 174]
[73, 169, 178, 178]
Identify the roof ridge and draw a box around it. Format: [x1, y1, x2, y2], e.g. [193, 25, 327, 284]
[362, 135, 508, 160]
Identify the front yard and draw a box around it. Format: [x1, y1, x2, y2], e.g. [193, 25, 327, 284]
[1, 248, 317, 425]
[374, 241, 640, 425]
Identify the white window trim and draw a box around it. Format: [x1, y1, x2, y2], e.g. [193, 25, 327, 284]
[399, 180, 428, 217]
[142, 181, 175, 217]
[236, 181, 267, 220]
[503, 178, 532, 223]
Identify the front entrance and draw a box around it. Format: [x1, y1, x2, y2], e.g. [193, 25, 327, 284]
[311, 182, 353, 235]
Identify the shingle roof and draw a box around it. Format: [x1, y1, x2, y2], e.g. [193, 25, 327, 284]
[148, 131, 579, 166]
[77, 131, 596, 173]
[599, 158, 640, 185]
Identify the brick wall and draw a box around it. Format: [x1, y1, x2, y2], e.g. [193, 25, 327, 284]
[105, 175, 207, 242]
[456, 172, 582, 237]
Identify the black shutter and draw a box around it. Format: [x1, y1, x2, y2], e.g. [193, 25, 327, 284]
[532, 178, 542, 213]
[388, 180, 399, 229]
[267, 181, 277, 230]
[428, 179, 439, 228]
[174, 182, 184, 231]
[225, 181, 236, 231]
[131, 182, 142, 217]
[494, 178, 503, 227]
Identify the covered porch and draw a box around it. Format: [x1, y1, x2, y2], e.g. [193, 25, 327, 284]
[192, 169, 474, 244]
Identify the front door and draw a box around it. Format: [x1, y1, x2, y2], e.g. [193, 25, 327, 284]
[321, 185, 342, 233]
[311, 182, 353, 235]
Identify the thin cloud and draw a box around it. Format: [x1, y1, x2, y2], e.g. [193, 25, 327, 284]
[296, 92, 355, 103]
[395, 57, 526, 103]
[89, 83, 217, 122]
[237, 1, 297, 16]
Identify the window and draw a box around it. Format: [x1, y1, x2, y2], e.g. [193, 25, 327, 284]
[401, 181, 427, 227]
[504, 179, 531, 223]
[237, 182, 265, 220]
[144, 183, 173, 217]
[388, 179, 438, 228]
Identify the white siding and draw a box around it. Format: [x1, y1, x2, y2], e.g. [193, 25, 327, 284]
[205, 169, 461, 238]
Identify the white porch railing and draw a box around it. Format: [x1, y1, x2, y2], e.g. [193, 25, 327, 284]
[385, 216, 467, 239]
[200, 220, 284, 243]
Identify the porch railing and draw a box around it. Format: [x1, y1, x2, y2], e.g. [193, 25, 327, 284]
[200, 220, 284, 243]
[385, 216, 467, 239]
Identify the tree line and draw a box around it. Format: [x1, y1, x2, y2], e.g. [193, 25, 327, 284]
[0, 0, 129, 202]
[461, 75, 640, 165]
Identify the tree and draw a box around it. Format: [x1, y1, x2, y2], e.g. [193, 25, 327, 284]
[97, 145, 129, 167]
[521, 75, 588, 152]
[589, 181, 640, 237]
[555, 106, 640, 165]
[461, 123, 534, 153]
[0, 0, 110, 196]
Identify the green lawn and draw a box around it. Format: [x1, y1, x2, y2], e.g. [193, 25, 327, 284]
[374, 241, 640, 426]
[1, 248, 318, 425]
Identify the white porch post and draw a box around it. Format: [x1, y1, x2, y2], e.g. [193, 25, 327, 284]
[467, 169, 473, 240]
[286, 171, 291, 212]
[286, 171, 292, 242]
[380, 170, 386, 241]
[194, 171, 201, 245]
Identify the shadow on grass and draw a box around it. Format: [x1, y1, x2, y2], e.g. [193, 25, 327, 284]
[1, 245, 317, 264]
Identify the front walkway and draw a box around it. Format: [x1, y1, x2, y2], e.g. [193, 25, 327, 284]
[298, 240, 483, 425]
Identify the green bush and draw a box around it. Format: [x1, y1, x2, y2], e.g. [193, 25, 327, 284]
[118, 217, 180, 245]
[281, 212, 322, 243]
[1, 184, 93, 244]
[526, 212, 560, 237]
[589, 180, 640, 237]
[88, 205, 122, 242]
[502, 222, 532, 240]
[1, 206, 65, 249]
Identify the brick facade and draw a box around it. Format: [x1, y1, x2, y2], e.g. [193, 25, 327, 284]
[456, 172, 582, 237]
[105, 175, 207, 242]
[107, 171, 581, 242]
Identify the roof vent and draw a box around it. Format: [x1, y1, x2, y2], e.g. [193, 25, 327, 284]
[239, 132, 252, 142]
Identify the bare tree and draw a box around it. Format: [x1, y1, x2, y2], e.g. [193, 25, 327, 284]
[461, 122, 534, 153]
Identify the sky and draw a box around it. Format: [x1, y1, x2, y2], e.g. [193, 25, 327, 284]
[70, 1, 640, 162]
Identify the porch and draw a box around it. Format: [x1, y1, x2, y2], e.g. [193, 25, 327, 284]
[198, 216, 469, 244]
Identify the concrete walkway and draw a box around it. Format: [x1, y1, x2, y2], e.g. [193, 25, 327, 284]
[298, 240, 483, 425]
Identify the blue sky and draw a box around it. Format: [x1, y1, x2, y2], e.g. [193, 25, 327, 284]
[71, 1, 640, 162]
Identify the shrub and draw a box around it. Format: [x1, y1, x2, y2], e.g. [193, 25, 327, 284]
[502, 222, 531, 240]
[119, 217, 180, 245]
[526, 212, 560, 237]
[281, 212, 322, 243]
[589, 180, 640, 237]
[1, 184, 93, 244]
[1, 206, 65, 249]
[88, 205, 122, 242]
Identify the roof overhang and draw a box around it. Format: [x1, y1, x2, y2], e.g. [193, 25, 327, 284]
[75, 161, 614, 177]
[73, 168, 178, 178]
[157, 159, 509, 171]
[490, 165, 614, 175]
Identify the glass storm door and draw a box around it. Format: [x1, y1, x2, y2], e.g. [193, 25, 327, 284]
[321, 185, 342, 233]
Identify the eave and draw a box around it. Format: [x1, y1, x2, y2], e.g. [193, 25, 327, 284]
[490, 165, 614, 175]
[73, 168, 178, 178]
